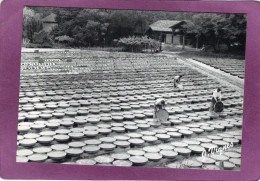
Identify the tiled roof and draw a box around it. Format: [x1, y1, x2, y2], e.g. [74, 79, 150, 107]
[42, 13, 57, 23]
[149, 20, 184, 32]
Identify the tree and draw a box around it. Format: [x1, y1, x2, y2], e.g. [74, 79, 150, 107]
[33, 30, 53, 48]
[48, 8, 111, 47]
[22, 7, 43, 42]
[182, 13, 247, 52]
[212, 14, 247, 51]
[182, 21, 202, 49]
[26, 6, 247, 54]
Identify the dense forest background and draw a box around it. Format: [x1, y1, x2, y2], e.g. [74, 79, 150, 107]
[22, 6, 247, 53]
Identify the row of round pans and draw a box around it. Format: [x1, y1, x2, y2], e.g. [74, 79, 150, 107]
[17, 120, 242, 148]
[17, 130, 242, 155]
[17, 108, 243, 128]
[18, 83, 221, 94]
[17, 115, 243, 136]
[18, 94, 241, 107]
[18, 74, 214, 86]
[17, 139, 241, 169]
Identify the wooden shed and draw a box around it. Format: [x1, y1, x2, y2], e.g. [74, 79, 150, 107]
[42, 13, 58, 33]
[146, 20, 187, 45]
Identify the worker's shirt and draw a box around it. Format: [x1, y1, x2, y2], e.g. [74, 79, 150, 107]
[155, 98, 165, 106]
[213, 90, 222, 101]
[174, 76, 181, 83]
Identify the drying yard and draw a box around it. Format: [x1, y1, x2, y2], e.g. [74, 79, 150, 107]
[16, 49, 244, 170]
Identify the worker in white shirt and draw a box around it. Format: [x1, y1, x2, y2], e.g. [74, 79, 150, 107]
[153, 98, 166, 121]
[174, 75, 183, 89]
[210, 88, 222, 112]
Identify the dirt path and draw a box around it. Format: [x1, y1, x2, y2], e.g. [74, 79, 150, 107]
[161, 52, 244, 95]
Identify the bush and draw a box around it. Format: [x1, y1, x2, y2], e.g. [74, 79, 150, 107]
[32, 30, 53, 48]
[26, 43, 38, 48]
[22, 38, 30, 47]
[55, 35, 74, 44]
[118, 36, 161, 53]
[26, 43, 53, 48]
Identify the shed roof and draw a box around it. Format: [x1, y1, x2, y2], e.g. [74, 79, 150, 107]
[149, 20, 185, 32]
[42, 13, 57, 23]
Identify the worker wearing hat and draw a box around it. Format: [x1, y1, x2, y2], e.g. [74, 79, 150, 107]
[153, 98, 166, 122]
[210, 88, 222, 112]
[174, 75, 184, 89]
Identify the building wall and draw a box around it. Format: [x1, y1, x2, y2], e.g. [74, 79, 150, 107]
[165, 34, 172, 44]
[43, 23, 57, 33]
[173, 35, 181, 45]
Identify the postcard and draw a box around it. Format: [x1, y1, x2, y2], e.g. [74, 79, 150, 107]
[0, 0, 259, 180]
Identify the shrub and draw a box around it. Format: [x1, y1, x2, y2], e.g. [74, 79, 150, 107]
[32, 30, 53, 48]
[55, 35, 74, 44]
[26, 43, 53, 48]
[22, 38, 30, 47]
[118, 36, 160, 53]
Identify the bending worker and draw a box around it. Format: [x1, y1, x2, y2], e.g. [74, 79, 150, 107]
[174, 75, 183, 89]
[153, 98, 166, 122]
[210, 88, 222, 112]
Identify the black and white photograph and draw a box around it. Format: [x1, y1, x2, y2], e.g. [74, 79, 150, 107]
[16, 6, 246, 170]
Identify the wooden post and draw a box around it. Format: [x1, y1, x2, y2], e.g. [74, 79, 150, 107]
[159, 32, 162, 51]
[172, 29, 174, 45]
[196, 36, 199, 50]
[182, 34, 185, 50]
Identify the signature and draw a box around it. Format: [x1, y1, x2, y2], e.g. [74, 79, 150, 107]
[202, 142, 234, 159]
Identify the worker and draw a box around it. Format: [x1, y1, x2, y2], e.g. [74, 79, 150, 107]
[153, 98, 166, 122]
[210, 88, 222, 112]
[174, 75, 183, 89]
[201, 44, 206, 52]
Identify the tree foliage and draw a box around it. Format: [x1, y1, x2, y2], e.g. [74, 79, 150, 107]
[32, 30, 53, 48]
[118, 36, 160, 52]
[55, 35, 74, 43]
[22, 7, 43, 42]
[24, 7, 247, 53]
[182, 13, 247, 51]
